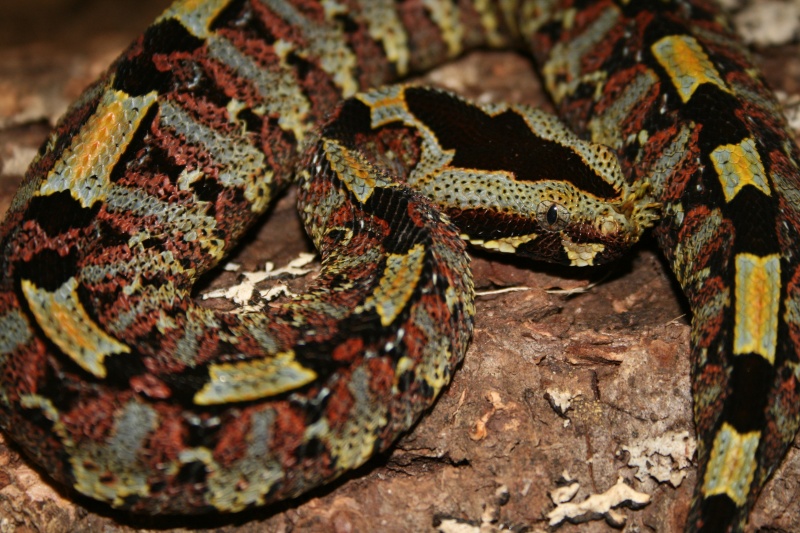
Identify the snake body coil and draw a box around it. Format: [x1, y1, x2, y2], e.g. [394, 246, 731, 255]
[1, 1, 798, 531]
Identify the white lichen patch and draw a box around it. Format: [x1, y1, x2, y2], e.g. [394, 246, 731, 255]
[622, 430, 696, 487]
[0, 145, 38, 176]
[436, 518, 481, 533]
[776, 90, 800, 133]
[732, 0, 800, 46]
[468, 391, 524, 441]
[549, 479, 580, 505]
[544, 388, 579, 417]
[547, 477, 650, 528]
[436, 485, 512, 533]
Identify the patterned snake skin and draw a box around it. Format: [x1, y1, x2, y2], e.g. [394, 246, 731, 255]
[1, 1, 799, 531]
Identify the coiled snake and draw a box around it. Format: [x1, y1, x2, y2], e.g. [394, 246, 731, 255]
[1, 1, 799, 531]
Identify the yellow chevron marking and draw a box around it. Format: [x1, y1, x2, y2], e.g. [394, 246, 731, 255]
[702, 422, 760, 506]
[360, 1, 410, 75]
[322, 139, 380, 203]
[195, 351, 317, 405]
[21, 278, 131, 378]
[711, 138, 771, 202]
[651, 35, 728, 103]
[40, 90, 157, 207]
[734, 253, 780, 363]
[356, 85, 414, 129]
[423, 0, 464, 57]
[158, 0, 232, 38]
[365, 243, 426, 326]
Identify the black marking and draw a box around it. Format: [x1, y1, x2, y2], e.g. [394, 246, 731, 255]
[108, 105, 185, 186]
[17, 400, 56, 434]
[209, 0, 251, 32]
[724, 353, 773, 433]
[235, 107, 263, 134]
[95, 220, 132, 249]
[159, 365, 214, 406]
[396, 369, 415, 393]
[191, 177, 225, 204]
[285, 51, 314, 84]
[725, 178, 780, 258]
[361, 185, 433, 255]
[37, 363, 82, 416]
[696, 494, 740, 533]
[322, 97, 375, 144]
[176, 460, 209, 485]
[690, 90, 750, 151]
[404, 87, 620, 200]
[18, 248, 80, 292]
[293, 388, 332, 426]
[103, 353, 149, 391]
[333, 12, 359, 35]
[25, 191, 100, 237]
[113, 19, 205, 97]
[295, 437, 325, 459]
[185, 416, 222, 449]
[415, 375, 436, 400]
[140, 235, 168, 252]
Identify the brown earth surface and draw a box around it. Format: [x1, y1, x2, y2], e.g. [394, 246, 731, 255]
[1, 1, 799, 532]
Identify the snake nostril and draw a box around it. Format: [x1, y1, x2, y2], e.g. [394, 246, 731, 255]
[600, 219, 618, 235]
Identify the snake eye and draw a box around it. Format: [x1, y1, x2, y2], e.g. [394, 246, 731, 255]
[546, 205, 559, 225]
[537, 201, 570, 231]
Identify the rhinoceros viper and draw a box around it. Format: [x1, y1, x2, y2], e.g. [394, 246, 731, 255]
[1, 1, 798, 531]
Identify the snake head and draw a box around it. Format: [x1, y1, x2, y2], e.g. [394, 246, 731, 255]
[537, 180, 661, 266]
[315, 86, 662, 267]
[425, 100, 663, 267]
[461, 174, 661, 267]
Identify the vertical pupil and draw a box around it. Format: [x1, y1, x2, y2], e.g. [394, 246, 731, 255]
[547, 204, 559, 225]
